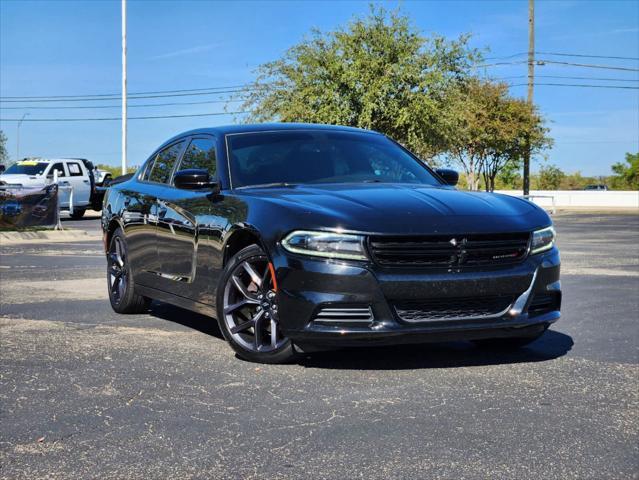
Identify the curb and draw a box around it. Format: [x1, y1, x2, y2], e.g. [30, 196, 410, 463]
[0, 229, 101, 245]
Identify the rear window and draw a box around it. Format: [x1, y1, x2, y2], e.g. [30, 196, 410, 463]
[147, 141, 185, 184]
[4, 162, 49, 176]
[67, 162, 83, 176]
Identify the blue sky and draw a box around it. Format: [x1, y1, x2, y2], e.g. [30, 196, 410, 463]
[1, 0, 637, 176]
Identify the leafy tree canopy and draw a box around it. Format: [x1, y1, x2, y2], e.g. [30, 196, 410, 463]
[0, 130, 8, 166]
[240, 6, 481, 160]
[610, 152, 638, 190]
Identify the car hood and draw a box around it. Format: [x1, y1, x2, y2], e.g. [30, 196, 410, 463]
[0, 174, 46, 187]
[241, 183, 550, 235]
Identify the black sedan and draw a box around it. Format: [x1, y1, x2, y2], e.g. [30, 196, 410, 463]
[102, 123, 561, 363]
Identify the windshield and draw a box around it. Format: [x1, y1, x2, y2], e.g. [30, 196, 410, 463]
[4, 162, 49, 176]
[227, 130, 442, 188]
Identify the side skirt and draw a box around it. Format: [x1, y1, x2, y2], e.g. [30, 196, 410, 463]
[135, 283, 217, 318]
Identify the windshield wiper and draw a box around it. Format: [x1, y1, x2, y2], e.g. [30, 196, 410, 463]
[236, 182, 297, 190]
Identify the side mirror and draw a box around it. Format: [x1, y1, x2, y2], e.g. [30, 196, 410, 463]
[435, 168, 459, 186]
[174, 169, 219, 192]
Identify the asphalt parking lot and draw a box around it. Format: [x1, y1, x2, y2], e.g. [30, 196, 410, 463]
[1, 213, 638, 479]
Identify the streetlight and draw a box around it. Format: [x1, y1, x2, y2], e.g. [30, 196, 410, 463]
[16, 112, 29, 161]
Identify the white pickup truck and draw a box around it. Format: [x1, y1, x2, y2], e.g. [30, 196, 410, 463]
[0, 158, 104, 219]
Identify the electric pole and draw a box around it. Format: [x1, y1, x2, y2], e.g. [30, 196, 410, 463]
[121, 0, 127, 175]
[523, 0, 534, 195]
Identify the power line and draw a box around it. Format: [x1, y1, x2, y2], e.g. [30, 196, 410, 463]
[0, 84, 254, 100]
[0, 89, 250, 103]
[539, 60, 639, 72]
[485, 51, 639, 61]
[536, 51, 639, 61]
[509, 82, 639, 89]
[0, 98, 245, 110]
[0, 111, 248, 122]
[496, 74, 639, 82]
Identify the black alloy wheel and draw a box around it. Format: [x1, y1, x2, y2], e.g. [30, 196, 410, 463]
[217, 244, 294, 363]
[107, 228, 149, 314]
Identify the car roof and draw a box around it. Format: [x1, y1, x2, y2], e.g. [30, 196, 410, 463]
[18, 158, 88, 163]
[161, 123, 383, 146]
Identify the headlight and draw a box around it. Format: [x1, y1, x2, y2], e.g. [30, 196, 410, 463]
[531, 226, 556, 254]
[281, 230, 368, 261]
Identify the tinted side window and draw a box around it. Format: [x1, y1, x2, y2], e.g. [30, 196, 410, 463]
[49, 163, 66, 177]
[148, 142, 184, 184]
[67, 162, 83, 177]
[177, 138, 217, 179]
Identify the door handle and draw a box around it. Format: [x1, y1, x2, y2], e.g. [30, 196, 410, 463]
[83, 180, 90, 184]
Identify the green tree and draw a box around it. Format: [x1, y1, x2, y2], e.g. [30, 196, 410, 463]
[239, 6, 480, 161]
[0, 130, 8, 166]
[446, 79, 551, 191]
[610, 152, 638, 190]
[537, 164, 565, 190]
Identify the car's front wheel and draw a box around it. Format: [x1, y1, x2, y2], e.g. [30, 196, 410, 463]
[216, 244, 295, 364]
[107, 228, 150, 314]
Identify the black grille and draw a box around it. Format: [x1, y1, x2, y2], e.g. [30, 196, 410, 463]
[369, 232, 530, 268]
[394, 295, 514, 322]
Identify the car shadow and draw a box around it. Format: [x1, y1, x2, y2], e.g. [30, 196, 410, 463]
[146, 302, 573, 370]
[295, 330, 574, 370]
[147, 302, 224, 340]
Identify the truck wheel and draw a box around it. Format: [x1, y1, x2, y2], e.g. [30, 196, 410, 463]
[70, 208, 86, 220]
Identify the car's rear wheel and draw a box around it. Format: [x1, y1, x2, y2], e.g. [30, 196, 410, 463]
[217, 244, 295, 364]
[107, 228, 150, 314]
[70, 208, 86, 220]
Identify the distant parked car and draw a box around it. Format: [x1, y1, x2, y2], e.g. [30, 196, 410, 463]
[0, 158, 104, 218]
[584, 184, 608, 191]
[95, 168, 113, 186]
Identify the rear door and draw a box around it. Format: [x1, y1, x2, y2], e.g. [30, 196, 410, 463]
[153, 135, 219, 302]
[124, 140, 186, 288]
[64, 161, 91, 207]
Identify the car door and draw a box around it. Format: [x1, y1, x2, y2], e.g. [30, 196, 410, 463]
[153, 135, 220, 302]
[46, 162, 70, 205]
[124, 141, 185, 288]
[64, 161, 91, 207]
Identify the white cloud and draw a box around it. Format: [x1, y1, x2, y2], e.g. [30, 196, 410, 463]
[149, 43, 222, 60]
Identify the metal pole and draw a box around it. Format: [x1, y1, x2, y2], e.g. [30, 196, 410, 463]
[16, 113, 28, 161]
[121, 0, 127, 175]
[523, 0, 534, 196]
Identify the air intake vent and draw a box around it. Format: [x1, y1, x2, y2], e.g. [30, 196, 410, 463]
[313, 307, 373, 326]
[528, 292, 560, 316]
[394, 296, 514, 323]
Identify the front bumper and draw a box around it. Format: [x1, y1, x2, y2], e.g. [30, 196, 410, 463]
[272, 246, 561, 348]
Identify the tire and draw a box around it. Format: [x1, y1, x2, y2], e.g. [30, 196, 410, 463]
[473, 326, 548, 350]
[216, 244, 295, 364]
[70, 208, 86, 220]
[107, 228, 150, 314]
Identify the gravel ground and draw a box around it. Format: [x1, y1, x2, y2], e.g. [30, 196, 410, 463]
[1, 213, 637, 479]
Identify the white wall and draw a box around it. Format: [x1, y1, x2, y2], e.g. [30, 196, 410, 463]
[495, 190, 639, 209]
